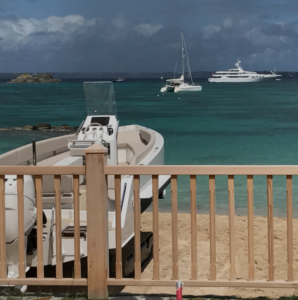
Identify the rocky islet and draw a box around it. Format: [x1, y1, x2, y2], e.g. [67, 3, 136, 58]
[6, 73, 62, 84]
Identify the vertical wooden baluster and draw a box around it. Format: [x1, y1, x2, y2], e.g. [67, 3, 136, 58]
[267, 175, 274, 281]
[54, 175, 62, 279]
[35, 175, 44, 278]
[171, 175, 178, 280]
[134, 175, 141, 279]
[190, 175, 197, 280]
[17, 175, 25, 278]
[228, 175, 236, 281]
[115, 175, 122, 279]
[209, 175, 216, 280]
[0, 175, 6, 278]
[247, 175, 254, 281]
[73, 175, 81, 279]
[287, 175, 293, 281]
[152, 175, 159, 280]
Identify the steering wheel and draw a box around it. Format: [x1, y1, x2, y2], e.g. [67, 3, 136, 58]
[84, 123, 103, 142]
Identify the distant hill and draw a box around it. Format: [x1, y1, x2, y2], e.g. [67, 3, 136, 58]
[0, 71, 297, 79]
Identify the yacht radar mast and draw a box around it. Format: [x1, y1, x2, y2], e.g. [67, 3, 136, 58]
[235, 59, 241, 69]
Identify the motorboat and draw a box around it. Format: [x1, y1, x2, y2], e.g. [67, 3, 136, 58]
[208, 59, 282, 83]
[161, 33, 202, 93]
[0, 81, 170, 280]
[114, 78, 125, 82]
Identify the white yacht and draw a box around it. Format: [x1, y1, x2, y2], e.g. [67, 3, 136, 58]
[161, 33, 202, 93]
[0, 81, 170, 281]
[208, 59, 282, 83]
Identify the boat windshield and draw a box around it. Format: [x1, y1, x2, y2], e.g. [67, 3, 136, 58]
[83, 81, 117, 117]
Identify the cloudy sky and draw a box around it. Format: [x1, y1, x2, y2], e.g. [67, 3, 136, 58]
[1, 0, 298, 72]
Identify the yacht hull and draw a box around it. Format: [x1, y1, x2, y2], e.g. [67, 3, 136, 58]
[208, 76, 281, 83]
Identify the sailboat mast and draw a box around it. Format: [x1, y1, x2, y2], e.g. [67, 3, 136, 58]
[181, 33, 184, 82]
[183, 34, 194, 86]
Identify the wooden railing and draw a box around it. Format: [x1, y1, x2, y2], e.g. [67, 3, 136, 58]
[105, 164, 298, 292]
[0, 166, 86, 285]
[2, 145, 298, 299]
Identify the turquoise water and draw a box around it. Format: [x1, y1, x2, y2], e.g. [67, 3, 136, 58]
[1, 78, 298, 216]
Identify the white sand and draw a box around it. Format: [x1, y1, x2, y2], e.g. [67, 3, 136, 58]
[123, 212, 298, 298]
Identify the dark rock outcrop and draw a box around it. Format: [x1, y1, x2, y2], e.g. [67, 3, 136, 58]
[0, 124, 75, 132]
[7, 73, 62, 84]
[22, 125, 33, 131]
[33, 123, 52, 130]
[61, 124, 72, 129]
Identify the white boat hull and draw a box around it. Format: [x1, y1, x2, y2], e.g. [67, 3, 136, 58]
[208, 76, 281, 83]
[161, 83, 202, 93]
[160, 86, 174, 92]
[174, 84, 202, 92]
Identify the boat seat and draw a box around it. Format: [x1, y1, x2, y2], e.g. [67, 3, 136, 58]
[0, 134, 75, 166]
[117, 127, 156, 166]
[110, 126, 156, 202]
[37, 151, 70, 167]
[117, 130, 146, 165]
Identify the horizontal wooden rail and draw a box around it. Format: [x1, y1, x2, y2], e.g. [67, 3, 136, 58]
[105, 165, 298, 175]
[107, 279, 298, 288]
[0, 278, 87, 286]
[0, 166, 85, 175]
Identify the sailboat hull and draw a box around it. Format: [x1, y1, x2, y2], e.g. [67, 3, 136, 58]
[160, 85, 175, 92]
[174, 84, 202, 93]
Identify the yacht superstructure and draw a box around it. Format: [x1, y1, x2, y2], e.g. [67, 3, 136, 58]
[208, 59, 282, 83]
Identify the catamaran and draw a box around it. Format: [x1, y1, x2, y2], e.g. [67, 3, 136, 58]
[161, 33, 202, 93]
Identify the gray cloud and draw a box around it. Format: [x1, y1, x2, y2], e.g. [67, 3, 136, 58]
[259, 14, 279, 20]
[1, 1, 298, 72]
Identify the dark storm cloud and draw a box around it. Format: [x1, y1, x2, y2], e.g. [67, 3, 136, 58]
[1, 0, 298, 72]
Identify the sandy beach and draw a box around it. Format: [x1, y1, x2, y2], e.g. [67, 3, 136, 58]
[123, 212, 298, 298]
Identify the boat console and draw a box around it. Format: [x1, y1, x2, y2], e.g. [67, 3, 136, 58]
[68, 82, 119, 165]
[68, 115, 119, 165]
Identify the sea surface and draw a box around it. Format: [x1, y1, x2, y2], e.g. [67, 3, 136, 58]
[1, 77, 298, 217]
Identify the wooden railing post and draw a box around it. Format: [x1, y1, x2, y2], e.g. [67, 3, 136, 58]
[85, 144, 109, 300]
